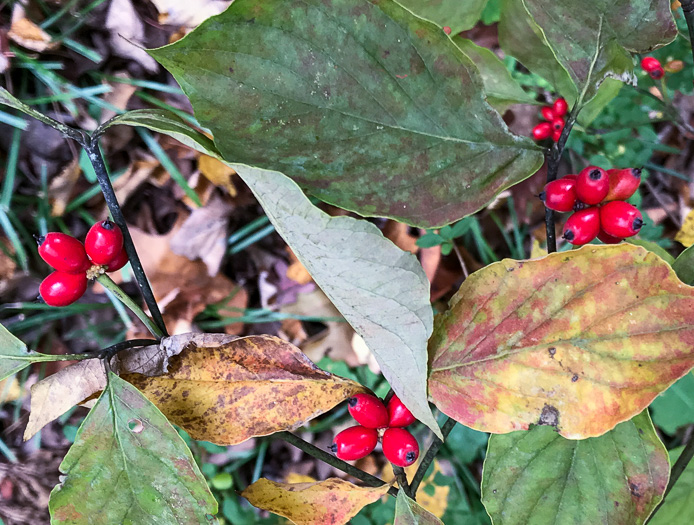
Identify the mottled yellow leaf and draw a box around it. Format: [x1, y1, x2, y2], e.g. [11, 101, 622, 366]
[675, 209, 694, 247]
[382, 460, 448, 518]
[241, 477, 391, 525]
[122, 335, 367, 444]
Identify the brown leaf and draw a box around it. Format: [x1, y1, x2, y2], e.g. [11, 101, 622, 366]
[48, 158, 81, 217]
[8, 16, 55, 53]
[150, 0, 232, 29]
[383, 221, 418, 254]
[198, 155, 237, 196]
[286, 248, 313, 285]
[105, 0, 158, 72]
[122, 335, 367, 445]
[241, 478, 391, 525]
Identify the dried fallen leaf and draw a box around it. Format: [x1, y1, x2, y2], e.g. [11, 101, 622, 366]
[286, 248, 313, 285]
[198, 154, 237, 196]
[122, 335, 367, 444]
[8, 16, 54, 53]
[241, 478, 391, 525]
[48, 158, 81, 217]
[150, 0, 232, 29]
[675, 209, 694, 247]
[105, 0, 158, 72]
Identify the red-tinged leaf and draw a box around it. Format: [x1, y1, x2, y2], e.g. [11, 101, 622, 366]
[122, 335, 367, 445]
[394, 490, 444, 525]
[428, 244, 694, 438]
[241, 478, 391, 525]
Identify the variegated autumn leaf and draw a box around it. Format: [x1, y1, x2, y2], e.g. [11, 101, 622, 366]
[394, 490, 444, 525]
[428, 244, 694, 438]
[241, 478, 391, 525]
[122, 335, 367, 444]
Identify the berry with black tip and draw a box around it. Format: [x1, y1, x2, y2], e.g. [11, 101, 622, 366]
[539, 178, 576, 213]
[387, 394, 416, 427]
[605, 168, 641, 202]
[600, 201, 643, 238]
[641, 56, 664, 79]
[532, 122, 552, 141]
[329, 426, 378, 461]
[553, 97, 568, 117]
[562, 208, 600, 245]
[347, 394, 389, 429]
[576, 166, 609, 205]
[551, 117, 565, 132]
[39, 271, 88, 307]
[85, 220, 124, 265]
[382, 428, 419, 467]
[37, 233, 90, 274]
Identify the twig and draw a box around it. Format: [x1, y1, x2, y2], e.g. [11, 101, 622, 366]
[409, 417, 457, 496]
[451, 243, 469, 278]
[84, 138, 168, 338]
[392, 466, 411, 497]
[99, 338, 157, 360]
[681, 1, 694, 68]
[96, 274, 164, 339]
[277, 431, 398, 497]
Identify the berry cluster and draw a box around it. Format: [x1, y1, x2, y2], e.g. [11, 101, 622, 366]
[38, 220, 128, 307]
[330, 394, 419, 467]
[540, 166, 643, 245]
[641, 56, 664, 80]
[532, 98, 568, 142]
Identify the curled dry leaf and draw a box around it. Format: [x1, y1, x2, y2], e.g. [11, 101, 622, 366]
[241, 477, 391, 525]
[122, 335, 368, 445]
[429, 244, 694, 438]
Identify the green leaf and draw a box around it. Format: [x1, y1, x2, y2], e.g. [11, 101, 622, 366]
[481, 411, 669, 525]
[650, 372, 694, 435]
[234, 165, 440, 437]
[578, 78, 622, 127]
[417, 232, 444, 248]
[453, 37, 536, 112]
[149, 0, 543, 228]
[394, 490, 444, 525]
[649, 447, 694, 525]
[395, 0, 486, 34]
[0, 323, 52, 381]
[49, 373, 218, 524]
[444, 424, 488, 465]
[673, 244, 694, 285]
[499, 0, 676, 106]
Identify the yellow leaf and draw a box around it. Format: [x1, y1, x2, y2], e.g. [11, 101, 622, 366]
[241, 477, 391, 525]
[198, 155, 237, 196]
[122, 335, 367, 445]
[675, 209, 694, 247]
[530, 237, 548, 259]
[382, 459, 449, 518]
[8, 17, 55, 53]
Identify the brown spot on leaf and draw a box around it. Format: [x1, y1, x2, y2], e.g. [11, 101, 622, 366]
[571, 374, 579, 382]
[538, 404, 560, 428]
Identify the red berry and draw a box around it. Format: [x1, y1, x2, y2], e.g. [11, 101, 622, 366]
[553, 98, 568, 117]
[576, 166, 609, 205]
[382, 428, 419, 467]
[329, 426, 378, 461]
[106, 247, 129, 272]
[387, 394, 416, 427]
[600, 201, 643, 238]
[649, 67, 665, 80]
[37, 233, 90, 274]
[551, 129, 562, 142]
[39, 271, 88, 307]
[551, 117, 565, 132]
[562, 208, 600, 245]
[85, 220, 124, 265]
[532, 122, 552, 141]
[563, 174, 578, 181]
[347, 394, 389, 429]
[541, 107, 555, 121]
[443, 26, 452, 35]
[598, 229, 623, 244]
[641, 57, 664, 79]
[539, 179, 576, 213]
[605, 168, 641, 201]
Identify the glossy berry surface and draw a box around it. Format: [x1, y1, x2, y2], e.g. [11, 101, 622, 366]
[106, 247, 129, 272]
[540, 179, 576, 213]
[598, 229, 623, 244]
[541, 107, 555, 121]
[532, 122, 552, 140]
[551, 129, 562, 142]
[85, 220, 124, 265]
[38, 233, 90, 274]
[562, 208, 600, 245]
[605, 168, 641, 201]
[576, 166, 609, 205]
[551, 117, 565, 132]
[39, 271, 88, 307]
[641, 57, 664, 79]
[347, 394, 389, 429]
[387, 394, 416, 428]
[382, 428, 419, 467]
[553, 97, 568, 117]
[600, 201, 643, 238]
[330, 426, 378, 461]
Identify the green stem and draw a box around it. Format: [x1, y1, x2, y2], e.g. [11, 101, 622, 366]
[96, 274, 165, 339]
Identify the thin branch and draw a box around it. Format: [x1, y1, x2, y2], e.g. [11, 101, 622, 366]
[409, 417, 457, 496]
[84, 138, 168, 338]
[277, 431, 398, 497]
[451, 243, 469, 278]
[99, 338, 158, 360]
[392, 466, 411, 497]
[681, 1, 694, 67]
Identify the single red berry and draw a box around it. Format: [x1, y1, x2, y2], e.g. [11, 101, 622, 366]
[562, 208, 600, 245]
[551, 117, 565, 132]
[553, 97, 568, 117]
[598, 229, 623, 244]
[329, 426, 378, 461]
[382, 428, 419, 467]
[576, 166, 609, 205]
[551, 129, 562, 142]
[649, 66, 665, 79]
[641, 57, 664, 79]
[600, 201, 643, 238]
[37, 233, 90, 274]
[85, 220, 124, 265]
[443, 26, 452, 35]
[541, 106, 555, 121]
[605, 168, 641, 201]
[106, 247, 129, 272]
[387, 394, 416, 427]
[39, 271, 88, 307]
[539, 178, 576, 213]
[347, 394, 389, 429]
[532, 122, 552, 141]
